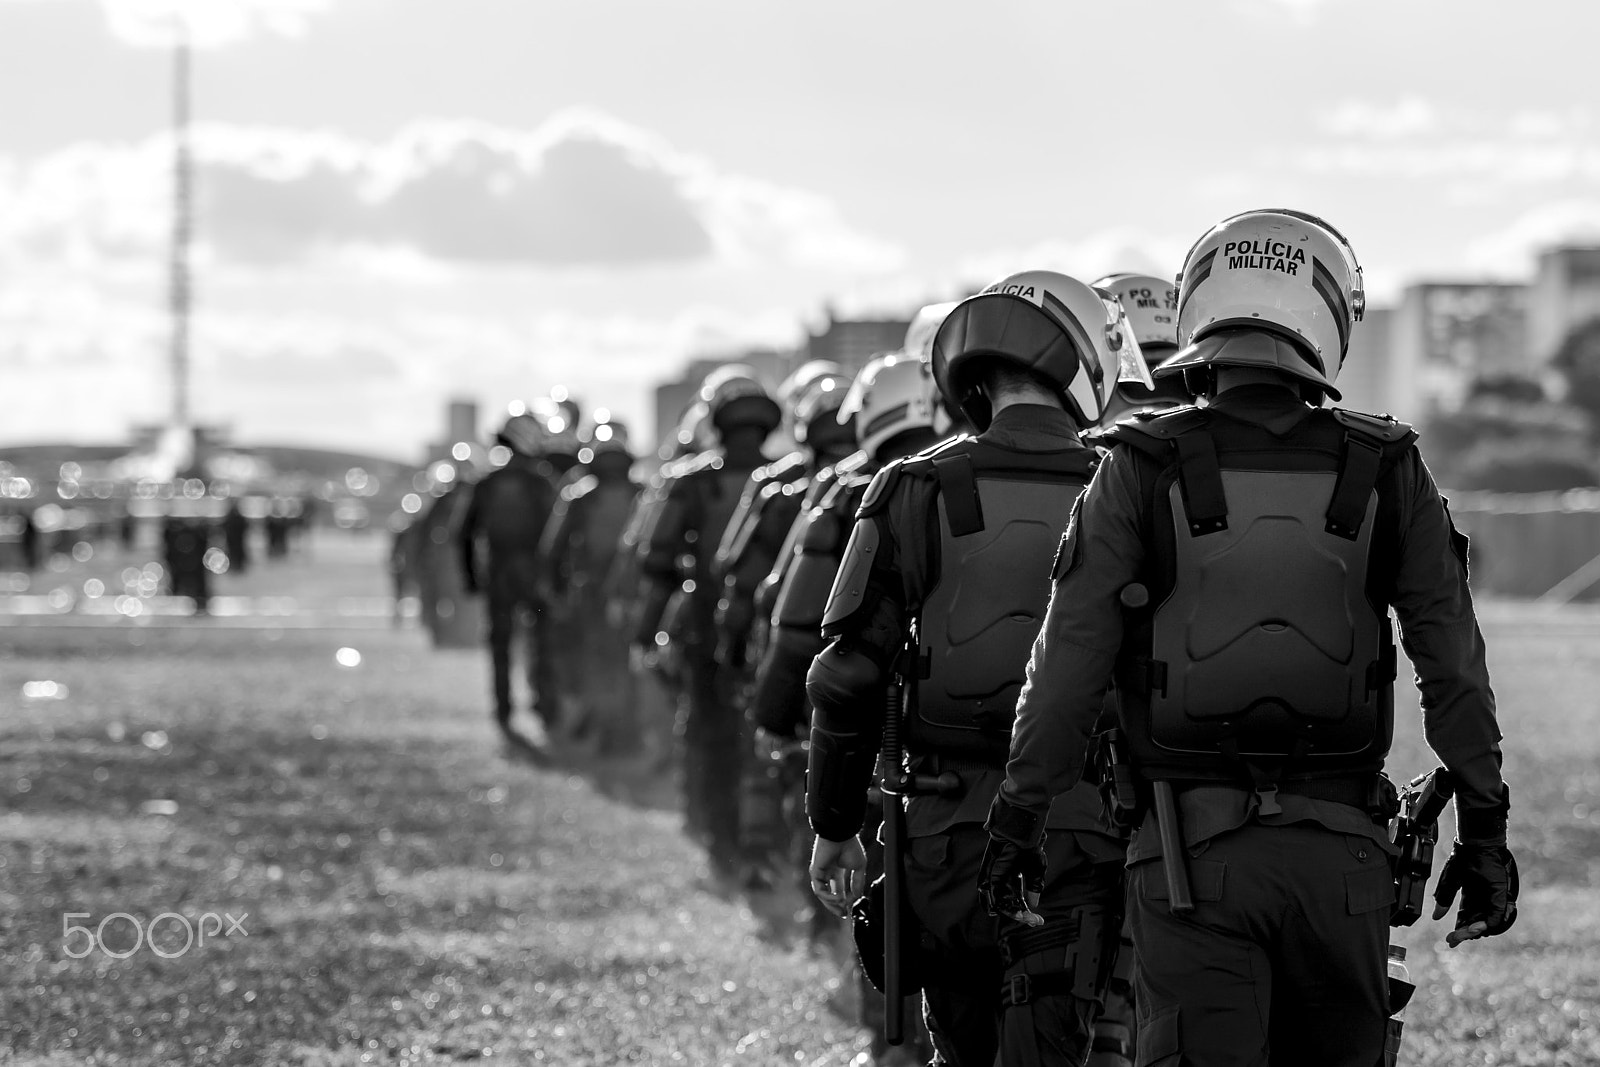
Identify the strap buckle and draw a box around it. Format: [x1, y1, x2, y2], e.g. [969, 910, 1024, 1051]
[1004, 973, 1031, 1007]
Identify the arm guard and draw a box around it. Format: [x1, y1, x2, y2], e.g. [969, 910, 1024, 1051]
[750, 624, 826, 736]
[633, 477, 695, 639]
[806, 641, 888, 842]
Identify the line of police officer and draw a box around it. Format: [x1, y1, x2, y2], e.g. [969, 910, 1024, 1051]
[449, 207, 1517, 1067]
[805, 210, 1517, 1067]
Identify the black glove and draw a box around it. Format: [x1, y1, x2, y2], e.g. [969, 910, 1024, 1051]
[980, 794, 1047, 926]
[1432, 842, 1519, 947]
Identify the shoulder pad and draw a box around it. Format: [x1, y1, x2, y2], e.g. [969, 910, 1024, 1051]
[1113, 404, 1209, 441]
[674, 450, 726, 479]
[755, 451, 808, 485]
[858, 462, 903, 516]
[559, 474, 598, 503]
[1331, 408, 1417, 445]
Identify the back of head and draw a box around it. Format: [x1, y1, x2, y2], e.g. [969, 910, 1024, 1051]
[931, 270, 1139, 432]
[791, 367, 855, 453]
[1161, 208, 1365, 403]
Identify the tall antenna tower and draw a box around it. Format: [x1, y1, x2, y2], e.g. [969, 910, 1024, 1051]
[170, 20, 192, 429]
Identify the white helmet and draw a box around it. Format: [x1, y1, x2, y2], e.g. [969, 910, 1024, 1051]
[901, 301, 961, 363]
[777, 359, 845, 409]
[1092, 272, 1179, 360]
[697, 363, 783, 436]
[496, 409, 548, 457]
[527, 396, 581, 457]
[1163, 209, 1365, 400]
[837, 353, 944, 461]
[932, 270, 1144, 431]
[791, 368, 853, 446]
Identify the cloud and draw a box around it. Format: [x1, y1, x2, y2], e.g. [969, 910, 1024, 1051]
[0, 110, 902, 274]
[1290, 99, 1600, 191]
[0, 0, 337, 47]
[956, 228, 1192, 288]
[0, 275, 804, 452]
[1462, 200, 1600, 277]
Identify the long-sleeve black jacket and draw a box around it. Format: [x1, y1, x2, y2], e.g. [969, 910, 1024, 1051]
[1000, 384, 1508, 853]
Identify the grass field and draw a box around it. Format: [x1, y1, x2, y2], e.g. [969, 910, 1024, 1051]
[2, 536, 1599, 1065]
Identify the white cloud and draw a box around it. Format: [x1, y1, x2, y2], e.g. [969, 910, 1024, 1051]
[0, 0, 337, 47]
[0, 110, 903, 274]
[1318, 97, 1441, 140]
[1294, 99, 1599, 191]
[955, 228, 1191, 289]
[1462, 200, 1600, 277]
[0, 274, 803, 453]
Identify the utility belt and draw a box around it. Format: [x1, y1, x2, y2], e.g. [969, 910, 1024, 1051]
[904, 750, 996, 797]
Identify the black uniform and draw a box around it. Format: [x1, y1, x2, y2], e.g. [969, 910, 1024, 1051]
[456, 457, 560, 731]
[996, 384, 1509, 1067]
[635, 445, 769, 876]
[807, 404, 1124, 1067]
[539, 452, 641, 751]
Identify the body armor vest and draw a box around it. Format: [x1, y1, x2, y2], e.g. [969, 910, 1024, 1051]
[772, 472, 869, 631]
[1109, 405, 1411, 782]
[906, 442, 1097, 764]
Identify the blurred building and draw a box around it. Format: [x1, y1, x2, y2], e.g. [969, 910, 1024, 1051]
[1529, 246, 1600, 363]
[1388, 283, 1530, 414]
[805, 307, 912, 377]
[1332, 307, 1396, 417]
[426, 399, 480, 465]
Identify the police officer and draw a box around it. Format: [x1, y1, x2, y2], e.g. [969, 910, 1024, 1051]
[612, 401, 718, 774]
[982, 210, 1519, 1067]
[634, 366, 783, 881]
[540, 413, 642, 752]
[753, 349, 949, 1060]
[807, 271, 1146, 1066]
[457, 407, 561, 760]
[1085, 271, 1191, 1067]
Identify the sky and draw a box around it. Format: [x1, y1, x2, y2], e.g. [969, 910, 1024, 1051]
[3, 0, 1600, 458]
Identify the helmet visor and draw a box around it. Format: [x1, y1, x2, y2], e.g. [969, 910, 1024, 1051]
[1100, 291, 1153, 390]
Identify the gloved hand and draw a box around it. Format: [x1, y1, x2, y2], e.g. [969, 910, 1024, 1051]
[980, 794, 1048, 928]
[1432, 842, 1519, 947]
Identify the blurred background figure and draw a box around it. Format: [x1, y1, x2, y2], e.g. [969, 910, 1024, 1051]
[1092, 272, 1191, 427]
[221, 497, 251, 574]
[632, 366, 782, 884]
[161, 496, 214, 614]
[456, 406, 559, 761]
[539, 411, 642, 753]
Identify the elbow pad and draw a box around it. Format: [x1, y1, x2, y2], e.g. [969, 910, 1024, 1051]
[805, 642, 887, 842]
[750, 626, 826, 735]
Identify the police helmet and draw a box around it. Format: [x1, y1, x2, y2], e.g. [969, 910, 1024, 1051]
[496, 409, 548, 457]
[777, 360, 846, 410]
[528, 396, 582, 458]
[791, 368, 853, 447]
[1093, 272, 1193, 425]
[901, 301, 961, 363]
[698, 364, 782, 436]
[837, 352, 944, 462]
[581, 408, 632, 459]
[932, 270, 1141, 431]
[1162, 209, 1365, 401]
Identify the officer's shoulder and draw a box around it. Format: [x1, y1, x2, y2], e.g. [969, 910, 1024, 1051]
[859, 435, 969, 515]
[1096, 405, 1208, 457]
[559, 473, 599, 503]
[1328, 407, 1418, 447]
[673, 449, 726, 479]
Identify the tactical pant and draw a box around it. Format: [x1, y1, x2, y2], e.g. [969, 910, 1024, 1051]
[679, 651, 742, 875]
[906, 824, 1122, 1067]
[1127, 822, 1392, 1067]
[485, 572, 556, 729]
